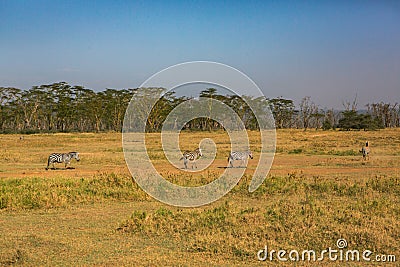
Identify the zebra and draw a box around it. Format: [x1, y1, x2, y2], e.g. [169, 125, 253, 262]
[180, 148, 202, 169]
[228, 150, 253, 168]
[359, 141, 370, 161]
[46, 152, 80, 170]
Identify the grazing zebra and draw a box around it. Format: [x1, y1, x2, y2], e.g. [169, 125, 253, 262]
[359, 141, 370, 161]
[228, 150, 253, 168]
[180, 148, 202, 169]
[46, 152, 80, 170]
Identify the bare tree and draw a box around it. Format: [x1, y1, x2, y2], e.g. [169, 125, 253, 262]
[342, 94, 358, 111]
[299, 96, 318, 131]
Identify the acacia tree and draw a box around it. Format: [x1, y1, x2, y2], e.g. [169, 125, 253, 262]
[19, 87, 43, 130]
[72, 86, 95, 131]
[338, 110, 383, 131]
[268, 97, 295, 128]
[0, 87, 22, 131]
[52, 82, 74, 131]
[200, 88, 219, 131]
[99, 89, 133, 131]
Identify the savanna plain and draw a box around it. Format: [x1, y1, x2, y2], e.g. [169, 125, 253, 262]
[0, 129, 399, 266]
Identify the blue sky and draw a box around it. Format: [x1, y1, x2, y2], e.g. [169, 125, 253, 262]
[1, 0, 399, 108]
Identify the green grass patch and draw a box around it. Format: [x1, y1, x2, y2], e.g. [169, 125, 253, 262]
[288, 148, 303, 154]
[327, 149, 359, 156]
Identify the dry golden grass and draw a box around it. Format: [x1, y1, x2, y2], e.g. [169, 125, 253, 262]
[0, 129, 399, 266]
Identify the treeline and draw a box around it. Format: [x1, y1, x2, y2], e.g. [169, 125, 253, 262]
[0, 82, 132, 133]
[0, 82, 399, 133]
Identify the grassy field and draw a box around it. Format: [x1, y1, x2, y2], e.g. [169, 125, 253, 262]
[0, 129, 399, 266]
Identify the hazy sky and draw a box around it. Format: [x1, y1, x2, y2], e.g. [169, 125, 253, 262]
[1, 1, 399, 109]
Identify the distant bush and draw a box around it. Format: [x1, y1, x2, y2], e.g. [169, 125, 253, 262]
[289, 148, 303, 154]
[338, 110, 384, 131]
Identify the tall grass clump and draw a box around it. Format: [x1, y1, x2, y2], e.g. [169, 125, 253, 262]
[117, 173, 399, 263]
[0, 172, 148, 210]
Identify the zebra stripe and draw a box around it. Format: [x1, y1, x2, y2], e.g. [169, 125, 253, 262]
[360, 141, 370, 160]
[180, 148, 202, 169]
[46, 152, 80, 170]
[228, 150, 253, 168]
